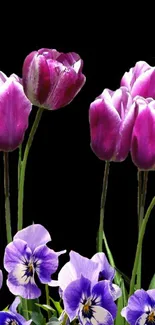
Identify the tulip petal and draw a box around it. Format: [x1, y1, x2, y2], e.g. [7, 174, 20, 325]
[0, 78, 31, 151]
[89, 98, 121, 160]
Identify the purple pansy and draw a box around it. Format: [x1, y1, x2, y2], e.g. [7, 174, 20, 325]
[0, 296, 32, 324]
[4, 224, 66, 299]
[63, 275, 117, 325]
[121, 289, 155, 325]
[22, 48, 86, 110]
[49, 251, 121, 301]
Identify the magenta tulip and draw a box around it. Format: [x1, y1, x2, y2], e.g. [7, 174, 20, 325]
[22, 48, 86, 110]
[121, 61, 155, 99]
[0, 72, 31, 151]
[131, 97, 155, 170]
[89, 87, 136, 161]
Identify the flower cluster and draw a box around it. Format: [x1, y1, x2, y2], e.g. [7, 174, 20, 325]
[89, 61, 155, 170]
[0, 47, 155, 325]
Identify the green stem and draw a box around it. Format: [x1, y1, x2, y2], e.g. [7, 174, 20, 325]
[129, 196, 155, 296]
[45, 284, 51, 319]
[17, 108, 43, 230]
[3, 152, 12, 243]
[103, 230, 120, 285]
[21, 298, 29, 321]
[136, 171, 148, 289]
[97, 161, 110, 252]
[61, 313, 68, 325]
[18, 145, 22, 190]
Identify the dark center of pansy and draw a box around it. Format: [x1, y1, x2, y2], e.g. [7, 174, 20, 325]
[82, 299, 93, 319]
[146, 311, 155, 324]
[98, 271, 106, 281]
[22, 257, 39, 280]
[6, 320, 19, 325]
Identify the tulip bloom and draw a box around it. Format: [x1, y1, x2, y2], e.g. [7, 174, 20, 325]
[121, 61, 155, 99]
[4, 224, 66, 299]
[131, 97, 155, 170]
[89, 87, 136, 161]
[0, 72, 31, 151]
[22, 48, 86, 110]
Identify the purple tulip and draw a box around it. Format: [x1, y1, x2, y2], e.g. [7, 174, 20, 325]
[121, 61, 155, 99]
[131, 97, 155, 170]
[89, 86, 136, 161]
[0, 72, 31, 151]
[22, 48, 86, 110]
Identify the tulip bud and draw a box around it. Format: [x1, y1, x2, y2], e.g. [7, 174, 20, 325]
[89, 87, 136, 161]
[121, 61, 155, 99]
[0, 72, 31, 151]
[22, 48, 86, 110]
[131, 97, 155, 170]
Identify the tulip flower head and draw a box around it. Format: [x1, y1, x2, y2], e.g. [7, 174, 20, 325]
[22, 48, 86, 110]
[89, 86, 136, 161]
[0, 72, 31, 151]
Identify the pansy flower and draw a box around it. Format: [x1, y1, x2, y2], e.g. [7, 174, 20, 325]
[49, 251, 121, 301]
[121, 289, 155, 325]
[4, 224, 66, 299]
[0, 296, 32, 324]
[0, 269, 3, 289]
[63, 275, 117, 325]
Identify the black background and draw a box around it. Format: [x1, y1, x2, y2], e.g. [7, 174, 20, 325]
[0, 5, 155, 309]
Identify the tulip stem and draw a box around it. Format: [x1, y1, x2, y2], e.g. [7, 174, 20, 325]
[18, 107, 43, 230]
[136, 171, 148, 289]
[97, 161, 110, 252]
[3, 152, 12, 243]
[18, 145, 22, 190]
[129, 195, 155, 296]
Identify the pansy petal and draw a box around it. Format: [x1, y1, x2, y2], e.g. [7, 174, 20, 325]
[135, 313, 148, 325]
[91, 306, 114, 325]
[7, 273, 41, 299]
[4, 239, 32, 272]
[92, 280, 117, 319]
[34, 245, 58, 283]
[91, 252, 115, 280]
[147, 289, 155, 301]
[52, 261, 77, 291]
[121, 306, 143, 325]
[0, 71, 8, 86]
[0, 312, 23, 324]
[14, 224, 51, 252]
[69, 251, 99, 284]
[9, 296, 21, 314]
[63, 276, 91, 321]
[0, 269, 3, 288]
[111, 283, 122, 301]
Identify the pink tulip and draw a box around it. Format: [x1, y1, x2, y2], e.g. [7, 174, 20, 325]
[89, 87, 136, 161]
[131, 97, 155, 170]
[0, 72, 31, 151]
[121, 61, 155, 99]
[22, 48, 86, 110]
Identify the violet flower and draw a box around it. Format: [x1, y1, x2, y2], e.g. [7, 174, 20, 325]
[89, 86, 136, 161]
[63, 276, 117, 325]
[121, 61, 155, 99]
[131, 97, 155, 170]
[121, 289, 155, 325]
[4, 224, 65, 299]
[22, 48, 86, 110]
[0, 72, 31, 151]
[0, 296, 31, 324]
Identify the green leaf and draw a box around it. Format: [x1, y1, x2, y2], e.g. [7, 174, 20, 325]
[35, 303, 56, 314]
[3, 305, 9, 311]
[47, 316, 61, 325]
[49, 297, 63, 316]
[30, 311, 46, 325]
[115, 279, 125, 325]
[149, 274, 155, 289]
[115, 267, 131, 286]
